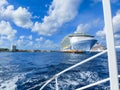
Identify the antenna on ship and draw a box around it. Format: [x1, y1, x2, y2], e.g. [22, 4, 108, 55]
[102, 0, 119, 90]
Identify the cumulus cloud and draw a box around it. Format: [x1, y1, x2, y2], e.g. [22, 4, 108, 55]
[96, 10, 120, 45]
[96, 30, 105, 39]
[0, 0, 8, 7]
[13, 7, 33, 28]
[35, 37, 44, 42]
[1, 0, 81, 36]
[74, 24, 90, 33]
[16, 35, 33, 49]
[19, 35, 25, 39]
[32, 0, 81, 36]
[17, 36, 59, 50]
[0, 1, 33, 29]
[113, 10, 120, 34]
[0, 0, 34, 48]
[34, 39, 59, 50]
[28, 35, 32, 40]
[33, 37, 59, 50]
[0, 20, 17, 40]
[18, 35, 32, 40]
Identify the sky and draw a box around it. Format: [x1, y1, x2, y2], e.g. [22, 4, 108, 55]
[0, 0, 120, 50]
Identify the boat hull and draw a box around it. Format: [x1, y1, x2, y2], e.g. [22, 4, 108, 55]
[70, 39, 97, 51]
[61, 33, 97, 52]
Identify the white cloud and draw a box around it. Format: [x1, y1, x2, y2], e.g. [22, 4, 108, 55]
[16, 36, 59, 50]
[0, 20, 16, 48]
[13, 7, 33, 28]
[44, 39, 52, 45]
[0, 0, 8, 7]
[35, 37, 44, 42]
[19, 35, 32, 40]
[74, 24, 90, 33]
[113, 10, 120, 34]
[32, 0, 81, 36]
[0, 20, 17, 40]
[17, 39, 24, 46]
[96, 10, 120, 45]
[96, 30, 105, 39]
[32, 16, 40, 19]
[17, 35, 33, 49]
[20, 36, 25, 39]
[27, 41, 33, 46]
[34, 37, 59, 50]
[28, 35, 32, 40]
[44, 39, 59, 49]
[17, 40, 33, 49]
[35, 39, 59, 50]
[0, 0, 8, 8]
[0, 1, 33, 29]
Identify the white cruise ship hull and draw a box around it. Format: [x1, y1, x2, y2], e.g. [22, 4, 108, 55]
[61, 33, 97, 51]
[69, 36, 97, 51]
[70, 38, 97, 51]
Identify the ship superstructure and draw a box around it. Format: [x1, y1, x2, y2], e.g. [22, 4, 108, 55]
[61, 33, 97, 51]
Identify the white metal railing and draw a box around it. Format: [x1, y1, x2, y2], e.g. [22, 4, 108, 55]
[102, 0, 119, 90]
[40, 46, 120, 90]
[76, 75, 120, 90]
[40, 50, 107, 90]
[39, 0, 120, 90]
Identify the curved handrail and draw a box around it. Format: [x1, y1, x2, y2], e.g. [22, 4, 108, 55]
[76, 75, 120, 90]
[40, 50, 107, 90]
[40, 46, 120, 90]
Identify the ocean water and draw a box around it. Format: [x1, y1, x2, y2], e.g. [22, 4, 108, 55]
[0, 51, 120, 90]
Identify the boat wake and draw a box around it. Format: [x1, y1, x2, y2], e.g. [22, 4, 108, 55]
[0, 75, 21, 90]
[37, 71, 108, 90]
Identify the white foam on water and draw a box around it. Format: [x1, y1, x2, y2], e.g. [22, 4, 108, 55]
[0, 73, 27, 90]
[0, 76, 18, 90]
[47, 71, 106, 89]
[79, 71, 100, 83]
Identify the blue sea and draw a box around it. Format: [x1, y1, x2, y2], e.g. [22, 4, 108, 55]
[0, 51, 120, 90]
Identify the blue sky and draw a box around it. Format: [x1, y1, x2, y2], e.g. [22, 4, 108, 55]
[0, 0, 120, 50]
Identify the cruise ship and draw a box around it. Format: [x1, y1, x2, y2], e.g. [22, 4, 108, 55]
[61, 33, 97, 52]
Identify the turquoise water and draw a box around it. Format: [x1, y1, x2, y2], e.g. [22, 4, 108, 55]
[0, 52, 120, 90]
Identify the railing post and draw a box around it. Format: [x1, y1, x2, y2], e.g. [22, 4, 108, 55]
[55, 77, 59, 90]
[102, 0, 119, 90]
